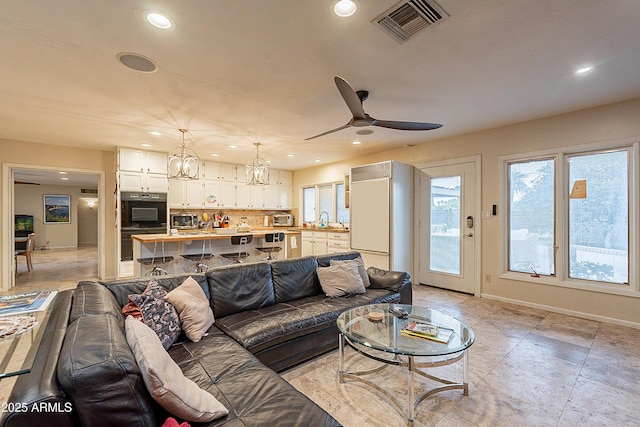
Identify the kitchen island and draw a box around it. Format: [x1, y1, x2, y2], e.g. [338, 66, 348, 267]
[131, 229, 301, 276]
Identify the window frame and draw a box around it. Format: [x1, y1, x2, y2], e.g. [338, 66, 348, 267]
[301, 181, 349, 226]
[499, 140, 639, 297]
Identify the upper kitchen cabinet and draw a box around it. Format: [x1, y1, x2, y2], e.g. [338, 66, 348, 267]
[264, 169, 292, 209]
[118, 148, 168, 192]
[168, 179, 205, 209]
[204, 161, 237, 181]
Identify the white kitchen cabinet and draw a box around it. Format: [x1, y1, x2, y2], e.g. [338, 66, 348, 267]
[273, 170, 292, 186]
[168, 180, 205, 208]
[202, 180, 236, 208]
[236, 183, 265, 209]
[118, 148, 168, 192]
[204, 161, 236, 181]
[327, 232, 350, 253]
[265, 185, 292, 209]
[301, 231, 328, 256]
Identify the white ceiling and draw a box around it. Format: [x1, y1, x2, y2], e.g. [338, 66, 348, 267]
[2, 0, 640, 173]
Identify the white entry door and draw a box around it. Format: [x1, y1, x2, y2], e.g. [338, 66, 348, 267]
[418, 160, 479, 294]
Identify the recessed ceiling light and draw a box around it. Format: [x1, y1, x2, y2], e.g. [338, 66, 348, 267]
[287, 153, 295, 157]
[141, 143, 151, 147]
[146, 12, 173, 30]
[228, 145, 237, 149]
[58, 171, 67, 175]
[352, 140, 362, 145]
[210, 153, 219, 157]
[61, 177, 69, 181]
[149, 131, 162, 136]
[333, 0, 357, 17]
[575, 66, 593, 75]
[314, 159, 321, 163]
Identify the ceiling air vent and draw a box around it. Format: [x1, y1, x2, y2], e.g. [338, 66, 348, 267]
[81, 188, 98, 194]
[373, 0, 448, 44]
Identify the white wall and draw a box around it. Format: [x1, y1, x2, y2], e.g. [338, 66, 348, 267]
[293, 96, 640, 327]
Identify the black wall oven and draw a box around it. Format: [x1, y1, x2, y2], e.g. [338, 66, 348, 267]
[120, 192, 167, 261]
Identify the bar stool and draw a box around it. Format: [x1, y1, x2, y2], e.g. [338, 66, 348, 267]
[257, 232, 285, 260]
[220, 235, 253, 263]
[181, 238, 214, 273]
[137, 240, 174, 276]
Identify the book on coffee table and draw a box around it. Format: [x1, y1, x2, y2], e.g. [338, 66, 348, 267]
[401, 321, 454, 344]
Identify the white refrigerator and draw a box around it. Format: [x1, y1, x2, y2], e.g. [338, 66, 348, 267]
[349, 161, 413, 273]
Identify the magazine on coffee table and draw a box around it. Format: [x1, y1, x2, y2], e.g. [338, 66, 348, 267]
[0, 290, 57, 317]
[401, 321, 454, 344]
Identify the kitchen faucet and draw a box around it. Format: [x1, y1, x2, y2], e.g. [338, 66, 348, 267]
[319, 211, 329, 227]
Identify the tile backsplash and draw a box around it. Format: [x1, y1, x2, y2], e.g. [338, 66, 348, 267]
[170, 209, 293, 228]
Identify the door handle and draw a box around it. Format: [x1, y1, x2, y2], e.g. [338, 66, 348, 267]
[464, 233, 474, 238]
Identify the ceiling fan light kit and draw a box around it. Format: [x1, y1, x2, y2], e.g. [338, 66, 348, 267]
[167, 129, 200, 180]
[246, 142, 270, 185]
[306, 75, 443, 140]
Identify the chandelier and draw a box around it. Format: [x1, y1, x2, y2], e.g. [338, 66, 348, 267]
[245, 143, 269, 185]
[167, 129, 199, 180]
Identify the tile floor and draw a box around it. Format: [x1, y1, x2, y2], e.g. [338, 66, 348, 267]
[282, 285, 640, 427]
[3, 249, 640, 426]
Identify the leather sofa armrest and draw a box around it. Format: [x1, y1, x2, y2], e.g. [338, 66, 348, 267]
[366, 267, 412, 304]
[1, 290, 76, 427]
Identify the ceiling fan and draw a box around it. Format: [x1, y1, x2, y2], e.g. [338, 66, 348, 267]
[306, 76, 442, 140]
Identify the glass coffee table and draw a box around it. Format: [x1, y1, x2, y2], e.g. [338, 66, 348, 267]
[337, 303, 475, 425]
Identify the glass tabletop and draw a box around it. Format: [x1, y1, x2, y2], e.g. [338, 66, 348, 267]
[0, 290, 58, 379]
[337, 303, 475, 357]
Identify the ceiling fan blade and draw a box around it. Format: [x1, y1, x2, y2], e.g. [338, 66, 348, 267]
[370, 118, 443, 131]
[334, 76, 365, 119]
[305, 123, 352, 140]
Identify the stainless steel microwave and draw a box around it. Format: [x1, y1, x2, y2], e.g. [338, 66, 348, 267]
[170, 214, 198, 229]
[273, 214, 293, 227]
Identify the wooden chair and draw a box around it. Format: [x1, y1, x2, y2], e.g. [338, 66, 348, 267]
[15, 233, 36, 272]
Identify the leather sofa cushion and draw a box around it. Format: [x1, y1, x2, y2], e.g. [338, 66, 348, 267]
[70, 281, 124, 324]
[207, 263, 275, 318]
[270, 256, 320, 303]
[168, 328, 339, 427]
[216, 288, 400, 354]
[103, 274, 209, 307]
[57, 314, 161, 427]
[367, 266, 411, 292]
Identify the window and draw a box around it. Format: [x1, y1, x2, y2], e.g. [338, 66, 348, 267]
[508, 158, 555, 276]
[302, 187, 316, 223]
[505, 146, 633, 288]
[567, 150, 628, 284]
[336, 183, 350, 223]
[301, 181, 349, 225]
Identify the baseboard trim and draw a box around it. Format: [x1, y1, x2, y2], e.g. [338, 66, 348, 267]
[481, 292, 640, 330]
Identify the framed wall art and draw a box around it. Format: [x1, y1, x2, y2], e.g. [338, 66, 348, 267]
[44, 194, 71, 224]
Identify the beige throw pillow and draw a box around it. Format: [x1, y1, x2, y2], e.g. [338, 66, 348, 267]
[317, 262, 366, 298]
[330, 257, 371, 288]
[124, 316, 228, 423]
[165, 276, 214, 343]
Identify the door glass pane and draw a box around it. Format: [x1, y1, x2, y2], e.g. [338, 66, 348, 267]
[508, 159, 555, 275]
[568, 150, 628, 284]
[302, 187, 315, 223]
[430, 176, 461, 274]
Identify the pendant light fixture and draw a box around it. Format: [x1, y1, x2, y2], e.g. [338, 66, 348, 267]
[167, 129, 200, 180]
[245, 142, 269, 185]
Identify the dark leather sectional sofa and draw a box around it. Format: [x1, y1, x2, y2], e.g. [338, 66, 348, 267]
[2, 252, 411, 427]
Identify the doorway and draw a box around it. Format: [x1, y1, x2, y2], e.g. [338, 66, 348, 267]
[417, 157, 481, 295]
[2, 164, 106, 292]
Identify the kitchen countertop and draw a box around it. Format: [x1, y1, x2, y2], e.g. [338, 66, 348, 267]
[132, 228, 301, 243]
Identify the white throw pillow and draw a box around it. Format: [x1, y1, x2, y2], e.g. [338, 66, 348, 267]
[124, 316, 228, 423]
[330, 257, 371, 288]
[165, 276, 214, 343]
[317, 262, 366, 298]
